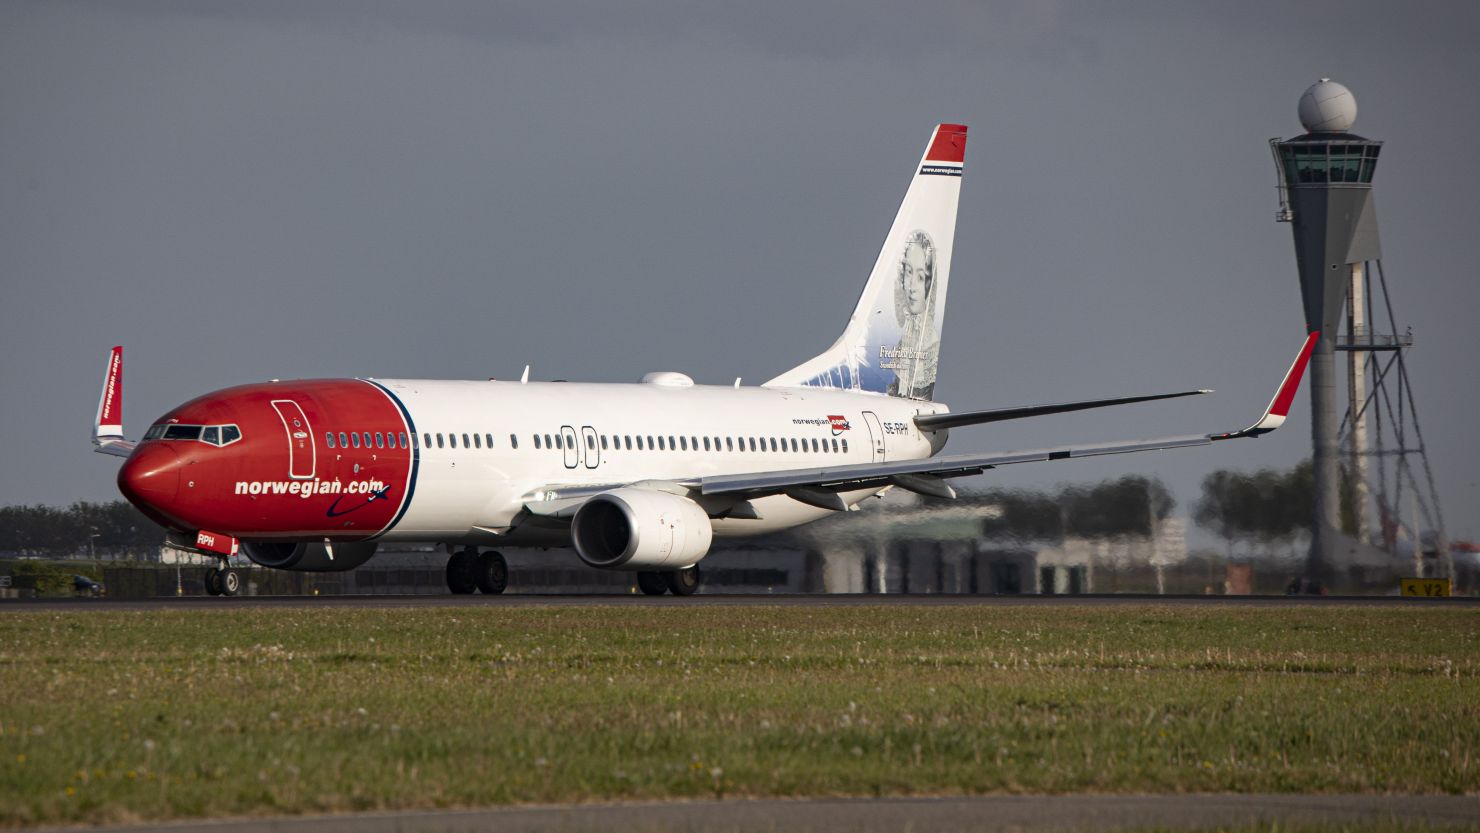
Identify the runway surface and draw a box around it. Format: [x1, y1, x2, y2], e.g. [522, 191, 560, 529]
[29, 794, 1480, 833]
[4, 592, 1476, 612]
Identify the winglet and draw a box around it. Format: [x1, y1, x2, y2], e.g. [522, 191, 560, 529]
[92, 345, 136, 459]
[1210, 331, 1318, 441]
[94, 346, 124, 441]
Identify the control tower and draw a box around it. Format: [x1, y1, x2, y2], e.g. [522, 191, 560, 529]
[1270, 79, 1450, 587]
[1270, 79, 1380, 583]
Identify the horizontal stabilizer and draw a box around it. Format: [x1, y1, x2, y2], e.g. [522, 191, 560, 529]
[915, 389, 1211, 432]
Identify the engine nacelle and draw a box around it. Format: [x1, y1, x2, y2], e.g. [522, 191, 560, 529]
[570, 488, 713, 570]
[240, 541, 379, 572]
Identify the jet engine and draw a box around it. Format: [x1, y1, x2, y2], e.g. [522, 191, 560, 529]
[240, 541, 379, 572]
[570, 488, 713, 570]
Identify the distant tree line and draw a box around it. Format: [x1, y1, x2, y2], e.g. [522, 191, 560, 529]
[1192, 460, 1353, 555]
[0, 501, 167, 559]
[975, 475, 1176, 541]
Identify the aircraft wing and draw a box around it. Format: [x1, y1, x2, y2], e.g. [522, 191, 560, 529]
[94, 438, 137, 459]
[517, 333, 1316, 516]
[700, 332, 1318, 505]
[914, 389, 1211, 432]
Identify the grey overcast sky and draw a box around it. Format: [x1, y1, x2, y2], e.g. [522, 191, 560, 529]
[3, 1, 1478, 541]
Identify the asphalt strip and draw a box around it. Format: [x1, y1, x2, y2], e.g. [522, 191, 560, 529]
[30, 794, 1480, 833]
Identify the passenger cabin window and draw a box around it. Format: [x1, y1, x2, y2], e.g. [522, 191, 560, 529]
[680, 437, 688, 451]
[658, 437, 666, 451]
[600, 435, 609, 450]
[587, 434, 596, 450]
[510, 434, 519, 449]
[534, 435, 542, 449]
[841, 438, 848, 453]
[545, 433, 554, 449]
[473, 434, 481, 449]
[340, 432, 350, 448]
[362, 432, 372, 448]
[485, 433, 493, 449]
[374, 433, 384, 449]
[351, 433, 361, 448]
[449, 434, 458, 449]
[325, 432, 336, 449]
[726, 437, 734, 451]
[436, 434, 445, 449]
[624, 436, 632, 450]
[400, 432, 409, 449]
[462, 433, 470, 448]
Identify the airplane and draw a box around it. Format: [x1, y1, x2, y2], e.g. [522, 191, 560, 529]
[93, 123, 1316, 597]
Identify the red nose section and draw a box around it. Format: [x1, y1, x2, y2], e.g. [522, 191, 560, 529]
[118, 444, 181, 514]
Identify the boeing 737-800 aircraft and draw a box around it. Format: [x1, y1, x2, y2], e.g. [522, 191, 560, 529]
[93, 124, 1315, 596]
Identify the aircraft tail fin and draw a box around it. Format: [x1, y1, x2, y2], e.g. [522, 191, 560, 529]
[764, 123, 967, 401]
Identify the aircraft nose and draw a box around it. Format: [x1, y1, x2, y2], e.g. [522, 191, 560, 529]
[118, 443, 181, 511]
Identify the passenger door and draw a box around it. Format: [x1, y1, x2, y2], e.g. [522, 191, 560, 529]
[271, 400, 317, 480]
[861, 411, 886, 462]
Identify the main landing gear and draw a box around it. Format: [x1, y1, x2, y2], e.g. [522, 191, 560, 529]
[204, 563, 241, 597]
[636, 565, 702, 597]
[446, 548, 508, 595]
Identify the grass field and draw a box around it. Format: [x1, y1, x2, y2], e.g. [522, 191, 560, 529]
[0, 603, 1475, 827]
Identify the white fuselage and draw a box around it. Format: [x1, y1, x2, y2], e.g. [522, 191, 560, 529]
[376, 377, 949, 545]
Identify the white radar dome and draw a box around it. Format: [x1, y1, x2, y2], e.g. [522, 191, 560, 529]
[1298, 78, 1357, 133]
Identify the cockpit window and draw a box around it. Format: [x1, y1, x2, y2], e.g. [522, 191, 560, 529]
[145, 423, 242, 445]
[163, 425, 202, 441]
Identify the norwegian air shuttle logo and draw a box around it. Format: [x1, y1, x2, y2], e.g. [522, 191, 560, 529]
[828, 415, 851, 435]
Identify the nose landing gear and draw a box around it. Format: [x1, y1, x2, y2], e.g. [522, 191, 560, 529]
[203, 563, 241, 597]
